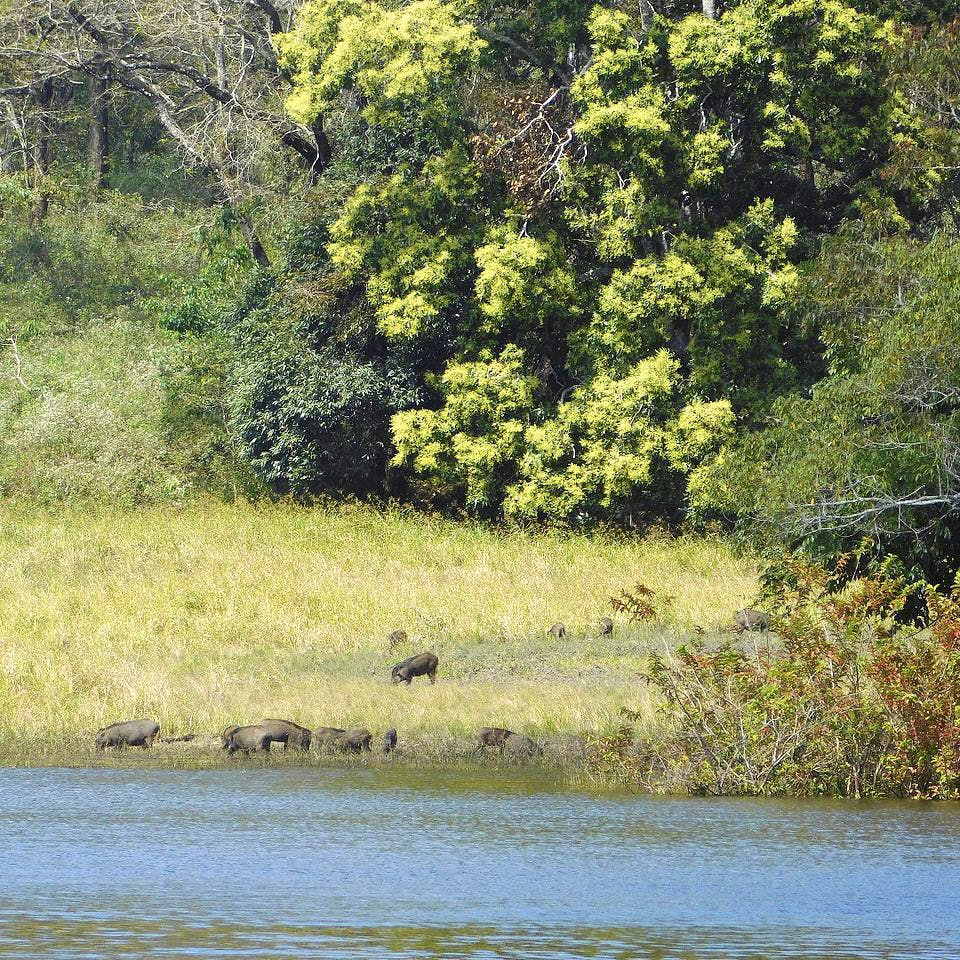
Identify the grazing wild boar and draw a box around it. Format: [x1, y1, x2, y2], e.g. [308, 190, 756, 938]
[390, 652, 439, 685]
[387, 629, 408, 649]
[547, 622, 566, 640]
[476, 726, 516, 750]
[598, 616, 614, 636]
[382, 728, 398, 753]
[335, 728, 373, 752]
[312, 727, 347, 749]
[220, 724, 240, 749]
[223, 724, 273, 754]
[258, 718, 312, 751]
[734, 608, 771, 633]
[477, 726, 542, 756]
[95, 719, 160, 751]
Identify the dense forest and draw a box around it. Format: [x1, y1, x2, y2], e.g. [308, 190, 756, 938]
[3, 0, 960, 579]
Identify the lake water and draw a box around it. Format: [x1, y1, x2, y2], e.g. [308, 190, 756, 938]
[0, 766, 958, 959]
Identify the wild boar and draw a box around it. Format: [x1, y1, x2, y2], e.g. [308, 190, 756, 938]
[95, 719, 160, 751]
[547, 622, 566, 640]
[382, 727, 398, 753]
[220, 724, 240, 749]
[476, 726, 516, 750]
[504, 733, 543, 757]
[390, 652, 439, 685]
[598, 616, 614, 636]
[387, 629, 408, 649]
[476, 726, 542, 756]
[335, 728, 373, 752]
[223, 724, 273, 754]
[311, 727, 347, 749]
[257, 718, 312, 751]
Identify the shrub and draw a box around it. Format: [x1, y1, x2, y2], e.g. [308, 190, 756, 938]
[230, 307, 418, 497]
[593, 556, 960, 798]
[0, 322, 251, 505]
[0, 183, 213, 338]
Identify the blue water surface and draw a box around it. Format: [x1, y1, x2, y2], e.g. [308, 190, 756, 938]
[0, 766, 958, 958]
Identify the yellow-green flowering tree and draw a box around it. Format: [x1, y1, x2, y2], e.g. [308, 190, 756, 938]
[229, 0, 907, 520]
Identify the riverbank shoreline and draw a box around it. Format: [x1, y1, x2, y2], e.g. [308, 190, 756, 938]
[0, 731, 595, 775]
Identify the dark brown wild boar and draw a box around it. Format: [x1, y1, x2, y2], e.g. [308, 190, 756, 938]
[476, 726, 542, 756]
[335, 728, 372, 752]
[476, 726, 515, 749]
[382, 728, 398, 753]
[312, 727, 347, 749]
[258, 718, 312, 751]
[95, 719, 160, 751]
[223, 724, 273, 754]
[220, 724, 240, 749]
[390, 652, 439, 685]
[598, 616, 614, 636]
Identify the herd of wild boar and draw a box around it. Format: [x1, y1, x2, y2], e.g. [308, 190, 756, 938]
[94, 608, 770, 757]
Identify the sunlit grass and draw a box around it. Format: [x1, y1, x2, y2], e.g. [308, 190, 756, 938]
[0, 501, 756, 756]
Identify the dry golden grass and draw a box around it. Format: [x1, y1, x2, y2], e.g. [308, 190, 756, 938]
[0, 502, 756, 751]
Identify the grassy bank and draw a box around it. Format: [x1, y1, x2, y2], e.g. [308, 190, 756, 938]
[0, 502, 755, 763]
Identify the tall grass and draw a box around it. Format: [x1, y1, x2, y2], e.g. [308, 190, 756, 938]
[0, 502, 756, 750]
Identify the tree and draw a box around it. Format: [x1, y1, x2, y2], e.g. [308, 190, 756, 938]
[712, 231, 960, 583]
[0, 0, 331, 261]
[251, 0, 900, 518]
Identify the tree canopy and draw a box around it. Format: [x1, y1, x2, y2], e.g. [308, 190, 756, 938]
[3, 0, 960, 573]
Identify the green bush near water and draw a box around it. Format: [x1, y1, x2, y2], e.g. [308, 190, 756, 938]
[593, 556, 960, 798]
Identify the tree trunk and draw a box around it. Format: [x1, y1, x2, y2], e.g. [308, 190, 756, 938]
[87, 74, 110, 187]
[31, 79, 54, 223]
[667, 317, 692, 373]
[236, 210, 270, 267]
[702, 0, 718, 18]
[640, 0, 654, 31]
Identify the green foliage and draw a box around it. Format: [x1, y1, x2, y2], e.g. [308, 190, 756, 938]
[506, 352, 734, 523]
[162, 222, 254, 334]
[228, 272, 420, 497]
[0, 181, 214, 338]
[474, 225, 581, 341]
[564, 0, 892, 400]
[574, 202, 801, 403]
[327, 146, 483, 340]
[715, 231, 960, 582]
[887, 20, 960, 227]
[5, 0, 957, 532]
[278, 0, 484, 137]
[392, 345, 536, 510]
[158, 331, 260, 500]
[391, 347, 733, 522]
[0, 176, 256, 505]
[0, 322, 248, 505]
[263, 0, 903, 521]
